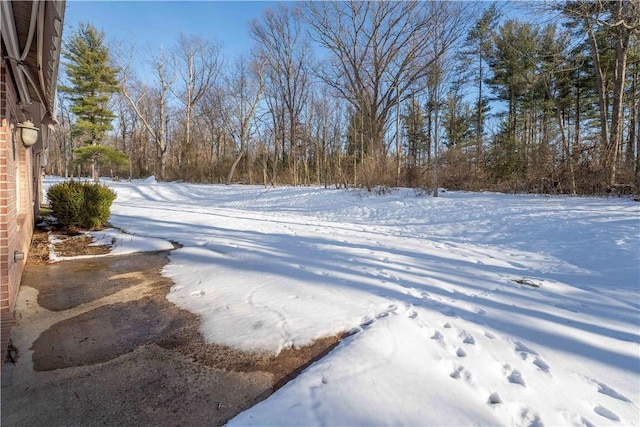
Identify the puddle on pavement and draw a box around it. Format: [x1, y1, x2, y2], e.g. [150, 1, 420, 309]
[22, 251, 172, 311]
[6, 248, 343, 426]
[21, 251, 188, 371]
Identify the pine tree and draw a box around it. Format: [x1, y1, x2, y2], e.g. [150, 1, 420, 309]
[463, 3, 501, 165]
[60, 23, 121, 181]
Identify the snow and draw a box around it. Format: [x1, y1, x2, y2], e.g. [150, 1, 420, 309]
[44, 177, 640, 426]
[47, 228, 174, 262]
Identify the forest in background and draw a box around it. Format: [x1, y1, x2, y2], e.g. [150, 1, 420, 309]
[48, 1, 640, 195]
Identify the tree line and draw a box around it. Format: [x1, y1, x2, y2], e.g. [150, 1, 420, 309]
[49, 0, 639, 195]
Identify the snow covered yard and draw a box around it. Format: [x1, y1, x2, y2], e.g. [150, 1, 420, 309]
[45, 177, 639, 426]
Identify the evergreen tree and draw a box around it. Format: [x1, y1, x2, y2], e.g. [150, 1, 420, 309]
[60, 23, 121, 181]
[560, 0, 640, 187]
[463, 3, 501, 163]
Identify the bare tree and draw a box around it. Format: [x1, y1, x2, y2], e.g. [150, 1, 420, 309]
[52, 91, 74, 177]
[225, 55, 266, 184]
[120, 45, 176, 180]
[304, 1, 470, 167]
[197, 83, 230, 182]
[172, 35, 221, 179]
[250, 3, 314, 185]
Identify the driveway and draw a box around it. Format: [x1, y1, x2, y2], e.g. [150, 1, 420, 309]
[1, 244, 339, 426]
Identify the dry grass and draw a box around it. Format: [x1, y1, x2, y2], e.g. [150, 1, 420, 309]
[28, 226, 111, 264]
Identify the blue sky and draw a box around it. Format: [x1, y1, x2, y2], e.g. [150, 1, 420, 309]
[63, 1, 280, 61]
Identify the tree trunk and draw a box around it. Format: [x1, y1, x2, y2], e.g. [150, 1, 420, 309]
[226, 150, 245, 185]
[607, 16, 631, 186]
[476, 49, 484, 167]
[92, 155, 99, 183]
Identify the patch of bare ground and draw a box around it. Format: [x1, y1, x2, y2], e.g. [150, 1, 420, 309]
[159, 326, 344, 391]
[28, 224, 111, 264]
[4, 223, 343, 426]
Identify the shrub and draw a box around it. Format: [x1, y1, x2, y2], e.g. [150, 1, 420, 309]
[47, 180, 117, 229]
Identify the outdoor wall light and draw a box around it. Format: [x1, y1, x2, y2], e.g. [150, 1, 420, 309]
[14, 251, 25, 262]
[16, 120, 39, 147]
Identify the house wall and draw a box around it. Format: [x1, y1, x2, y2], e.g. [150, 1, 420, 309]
[0, 59, 35, 315]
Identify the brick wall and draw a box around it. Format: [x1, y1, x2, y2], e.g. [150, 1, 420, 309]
[1, 60, 35, 315]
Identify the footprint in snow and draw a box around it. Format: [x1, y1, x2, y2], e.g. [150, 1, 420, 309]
[360, 317, 375, 328]
[450, 365, 472, 382]
[459, 330, 475, 345]
[513, 341, 551, 374]
[561, 411, 595, 427]
[519, 408, 543, 427]
[484, 331, 495, 339]
[507, 369, 526, 386]
[190, 290, 205, 297]
[488, 392, 502, 404]
[444, 322, 452, 329]
[456, 348, 467, 357]
[588, 378, 632, 402]
[514, 341, 538, 360]
[594, 405, 620, 422]
[431, 331, 444, 341]
[347, 327, 362, 336]
[533, 357, 551, 373]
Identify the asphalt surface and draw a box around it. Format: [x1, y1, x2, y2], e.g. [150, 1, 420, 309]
[1, 252, 274, 427]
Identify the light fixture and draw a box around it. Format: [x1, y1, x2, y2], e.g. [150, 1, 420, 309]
[16, 120, 39, 147]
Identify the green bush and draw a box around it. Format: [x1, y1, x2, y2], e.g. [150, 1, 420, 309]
[47, 180, 117, 229]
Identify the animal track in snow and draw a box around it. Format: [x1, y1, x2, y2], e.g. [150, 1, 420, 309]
[456, 348, 467, 357]
[190, 290, 205, 297]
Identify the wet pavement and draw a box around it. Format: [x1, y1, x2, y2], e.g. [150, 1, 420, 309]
[1, 251, 274, 426]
